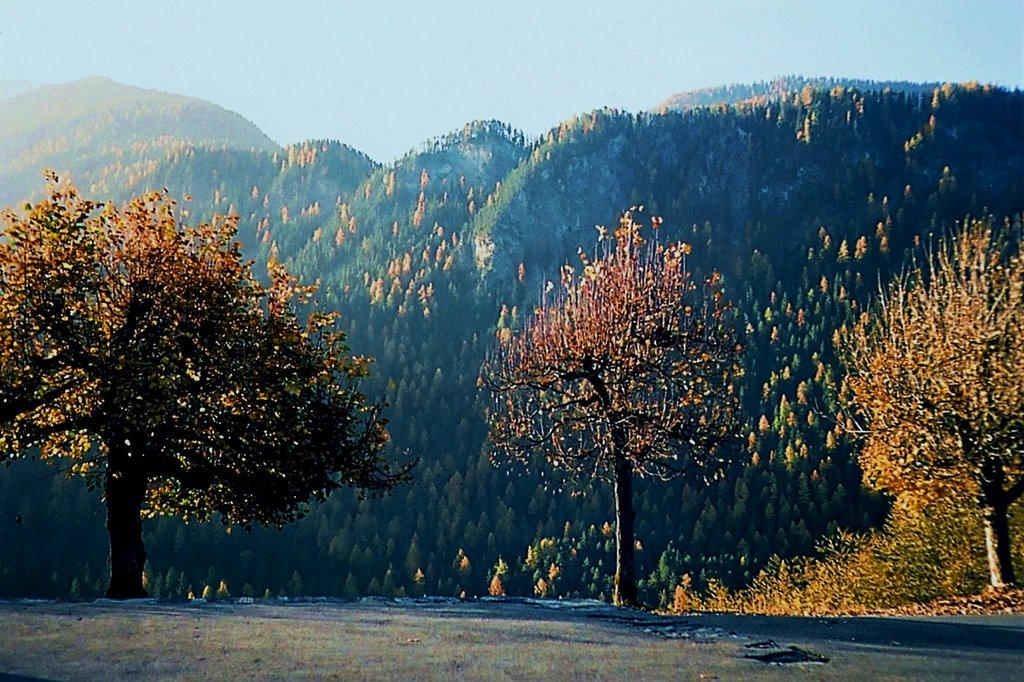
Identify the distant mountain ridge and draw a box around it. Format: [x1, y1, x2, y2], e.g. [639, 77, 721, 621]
[654, 75, 944, 112]
[0, 77, 278, 207]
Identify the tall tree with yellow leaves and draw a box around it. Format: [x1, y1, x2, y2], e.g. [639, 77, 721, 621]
[841, 217, 1024, 588]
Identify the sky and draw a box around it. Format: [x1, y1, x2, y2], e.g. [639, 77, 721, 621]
[1, 0, 1022, 162]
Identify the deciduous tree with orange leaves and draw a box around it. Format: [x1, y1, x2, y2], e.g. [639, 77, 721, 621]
[0, 176, 409, 598]
[840, 216, 1024, 589]
[483, 211, 742, 606]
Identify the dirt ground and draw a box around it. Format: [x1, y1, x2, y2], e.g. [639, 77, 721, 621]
[0, 597, 1021, 681]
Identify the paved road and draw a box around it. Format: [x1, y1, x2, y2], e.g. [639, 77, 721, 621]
[1, 598, 1022, 680]
[694, 610, 1024, 651]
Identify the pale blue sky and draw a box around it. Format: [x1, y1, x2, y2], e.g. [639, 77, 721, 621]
[1, 0, 1021, 161]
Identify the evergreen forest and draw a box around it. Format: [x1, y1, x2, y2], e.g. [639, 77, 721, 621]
[1, 77, 1022, 608]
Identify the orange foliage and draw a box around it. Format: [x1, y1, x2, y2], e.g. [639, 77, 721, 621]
[484, 210, 741, 481]
[840, 217, 1024, 588]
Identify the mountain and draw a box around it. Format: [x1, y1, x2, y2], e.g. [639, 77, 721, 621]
[479, 83, 1023, 289]
[0, 77, 279, 208]
[1, 79, 1022, 603]
[653, 75, 942, 112]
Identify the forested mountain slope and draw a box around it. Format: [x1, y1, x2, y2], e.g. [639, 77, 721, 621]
[0, 77, 278, 208]
[1, 79, 1021, 604]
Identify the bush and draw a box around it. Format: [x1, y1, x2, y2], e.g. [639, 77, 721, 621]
[669, 495, 1024, 615]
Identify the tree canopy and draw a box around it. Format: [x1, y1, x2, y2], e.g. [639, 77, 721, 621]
[484, 211, 742, 605]
[840, 216, 1024, 587]
[0, 176, 408, 597]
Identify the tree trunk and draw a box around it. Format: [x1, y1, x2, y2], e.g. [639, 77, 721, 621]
[104, 468, 149, 599]
[981, 503, 1016, 588]
[980, 459, 1016, 588]
[613, 448, 638, 607]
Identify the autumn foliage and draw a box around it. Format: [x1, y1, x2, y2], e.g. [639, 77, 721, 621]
[484, 210, 742, 605]
[840, 217, 1024, 588]
[0, 176, 408, 598]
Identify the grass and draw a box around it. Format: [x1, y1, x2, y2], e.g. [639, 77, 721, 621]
[1, 599, 1022, 681]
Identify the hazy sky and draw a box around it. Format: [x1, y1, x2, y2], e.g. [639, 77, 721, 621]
[1, 1, 1021, 161]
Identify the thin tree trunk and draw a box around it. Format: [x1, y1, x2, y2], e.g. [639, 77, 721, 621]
[104, 468, 149, 599]
[980, 458, 1016, 588]
[982, 503, 1016, 588]
[613, 447, 638, 607]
